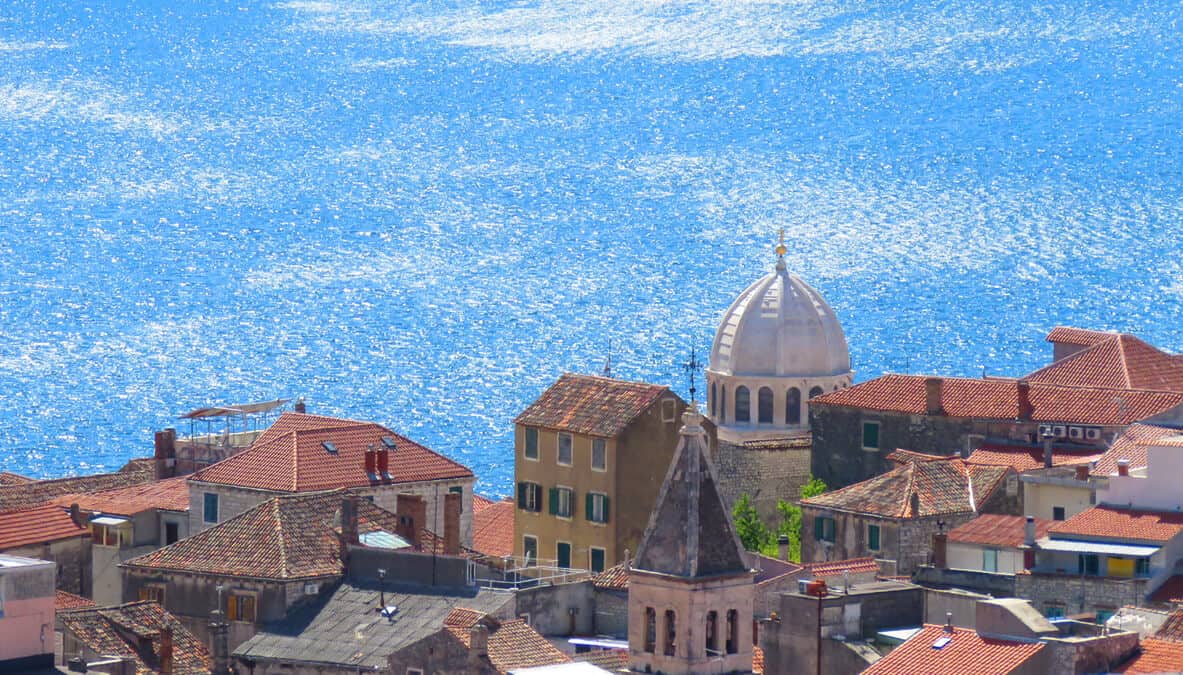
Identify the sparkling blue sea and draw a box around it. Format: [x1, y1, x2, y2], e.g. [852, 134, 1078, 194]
[1, 0, 1182, 494]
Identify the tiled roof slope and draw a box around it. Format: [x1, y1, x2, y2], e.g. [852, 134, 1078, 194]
[1149, 576, 1183, 605]
[0, 503, 88, 550]
[0, 471, 34, 486]
[948, 514, 1053, 548]
[1116, 637, 1183, 673]
[124, 490, 401, 579]
[966, 444, 1103, 472]
[52, 476, 190, 516]
[1028, 332, 1183, 392]
[810, 374, 1183, 425]
[1046, 327, 1120, 348]
[802, 557, 880, 579]
[801, 455, 1009, 519]
[1093, 423, 1183, 475]
[472, 496, 514, 558]
[634, 413, 748, 579]
[514, 373, 670, 437]
[863, 624, 1044, 675]
[189, 412, 472, 491]
[55, 590, 97, 611]
[1155, 610, 1183, 642]
[592, 562, 630, 590]
[58, 601, 211, 675]
[1049, 506, 1183, 543]
[444, 609, 570, 673]
[0, 468, 154, 513]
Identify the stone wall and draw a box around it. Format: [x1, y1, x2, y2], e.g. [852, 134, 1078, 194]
[1014, 572, 1149, 619]
[713, 439, 812, 523]
[801, 510, 975, 575]
[514, 580, 595, 636]
[1044, 631, 1140, 674]
[593, 588, 628, 639]
[913, 565, 1017, 597]
[6, 537, 91, 597]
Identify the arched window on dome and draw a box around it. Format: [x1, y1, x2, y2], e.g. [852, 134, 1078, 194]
[809, 386, 824, 399]
[720, 387, 726, 423]
[710, 382, 716, 417]
[786, 388, 801, 425]
[735, 386, 751, 423]
[757, 387, 773, 424]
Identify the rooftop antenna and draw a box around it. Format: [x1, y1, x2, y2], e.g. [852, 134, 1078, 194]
[601, 339, 613, 378]
[683, 348, 703, 406]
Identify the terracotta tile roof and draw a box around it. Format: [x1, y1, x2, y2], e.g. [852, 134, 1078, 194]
[1150, 577, 1183, 606]
[1093, 424, 1183, 475]
[1116, 637, 1183, 673]
[802, 557, 880, 579]
[50, 476, 190, 516]
[753, 644, 764, 674]
[863, 624, 1045, 675]
[0, 469, 154, 512]
[0, 503, 88, 550]
[575, 648, 629, 670]
[472, 497, 514, 558]
[948, 514, 1053, 548]
[0, 471, 34, 486]
[55, 590, 97, 611]
[592, 562, 630, 590]
[1048, 506, 1183, 544]
[515, 373, 671, 437]
[810, 374, 1183, 425]
[801, 455, 1009, 519]
[1155, 610, 1183, 642]
[124, 490, 402, 579]
[752, 554, 804, 584]
[1046, 326, 1120, 348]
[1029, 331, 1183, 393]
[57, 601, 211, 675]
[444, 611, 570, 673]
[189, 412, 472, 491]
[966, 444, 1103, 472]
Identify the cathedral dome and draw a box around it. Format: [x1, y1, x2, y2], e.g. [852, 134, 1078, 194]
[709, 256, 850, 379]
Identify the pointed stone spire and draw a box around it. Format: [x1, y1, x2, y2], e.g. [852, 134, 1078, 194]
[633, 410, 749, 578]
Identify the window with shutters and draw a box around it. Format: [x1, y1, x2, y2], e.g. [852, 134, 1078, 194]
[556, 541, 571, 569]
[549, 486, 574, 519]
[590, 547, 606, 573]
[523, 427, 539, 460]
[138, 585, 165, 605]
[662, 398, 677, 422]
[814, 516, 836, 542]
[867, 524, 880, 551]
[586, 492, 610, 524]
[523, 535, 538, 566]
[591, 438, 607, 471]
[227, 592, 257, 623]
[203, 492, 219, 524]
[557, 433, 573, 466]
[861, 422, 880, 451]
[983, 548, 998, 573]
[517, 482, 543, 512]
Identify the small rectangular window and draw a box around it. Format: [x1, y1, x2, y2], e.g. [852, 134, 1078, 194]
[592, 438, 607, 471]
[586, 492, 610, 523]
[557, 542, 571, 569]
[814, 516, 836, 542]
[867, 524, 880, 551]
[590, 547, 606, 573]
[1137, 558, 1151, 577]
[138, 585, 165, 605]
[227, 593, 257, 623]
[523, 535, 538, 566]
[662, 398, 677, 423]
[983, 548, 998, 573]
[1045, 605, 1065, 619]
[1053, 506, 1066, 521]
[517, 482, 543, 512]
[1079, 554, 1099, 576]
[203, 492, 219, 524]
[550, 487, 574, 518]
[862, 422, 880, 451]
[524, 427, 539, 460]
[557, 433, 573, 466]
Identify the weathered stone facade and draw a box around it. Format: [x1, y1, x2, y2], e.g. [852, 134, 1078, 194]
[1014, 572, 1149, 620]
[713, 437, 812, 522]
[800, 510, 980, 576]
[5, 537, 91, 597]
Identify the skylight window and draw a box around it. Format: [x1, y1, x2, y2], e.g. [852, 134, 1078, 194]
[322, 441, 338, 454]
[931, 636, 951, 650]
[381, 436, 397, 449]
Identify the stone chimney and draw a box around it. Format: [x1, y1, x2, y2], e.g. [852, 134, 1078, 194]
[443, 491, 461, 555]
[932, 532, 947, 569]
[294, 397, 306, 413]
[154, 429, 176, 479]
[468, 623, 489, 668]
[1042, 429, 1054, 469]
[158, 626, 173, 674]
[1024, 516, 1036, 547]
[70, 503, 86, 528]
[376, 446, 390, 479]
[778, 534, 789, 562]
[1075, 465, 1089, 481]
[341, 497, 359, 546]
[1117, 459, 1130, 477]
[364, 446, 377, 477]
[396, 494, 427, 547]
[925, 377, 944, 416]
[1017, 380, 1033, 421]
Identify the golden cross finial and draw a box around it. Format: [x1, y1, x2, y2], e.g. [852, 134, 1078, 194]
[775, 228, 787, 257]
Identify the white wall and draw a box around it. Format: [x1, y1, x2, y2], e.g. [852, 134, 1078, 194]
[947, 543, 1024, 575]
[1101, 445, 1183, 511]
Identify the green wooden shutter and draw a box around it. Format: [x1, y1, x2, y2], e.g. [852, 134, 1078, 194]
[868, 524, 880, 551]
[549, 487, 559, 515]
[533, 484, 542, 512]
[586, 492, 594, 521]
[602, 495, 610, 523]
[570, 489, 578, 519]
[517, 482, 528, 510]
[814, 516, 824, 541]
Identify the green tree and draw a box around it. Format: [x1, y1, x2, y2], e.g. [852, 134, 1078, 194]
[731, 478, 829, 561]
[732, 494, 773, 552]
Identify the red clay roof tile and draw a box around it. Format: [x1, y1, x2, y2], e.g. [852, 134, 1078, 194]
[55, 590, 97, 611]
[0, 503, 88, 550]
[1150, 577, 1183, 606]
[592, 562, 630, 590]
[444, 613, 570, 673]
[1029, 332, 1183, 393]
[57, 601, 211, 675]
[51, 476, 191, 516]
[967, 444, 1103, 472]
[1046, 327, 1120, 348]
[1116, 637, 1183, 673]
[0, 469, 155, 512]
[863, 624, 1045, 675]
[1093, 424, 1183, 476]
[802, 557, 880, 579]
[1048, 506, 1183, 544]
[811, 374, 1183, 425]
[515, 373, 671, 437]
[0, 471, 34, 486]
[1155, 610, 1183, 642]
[189, 412, 472, 492]
[472, 497, 514, 558]
[948, 514, 1053, 548]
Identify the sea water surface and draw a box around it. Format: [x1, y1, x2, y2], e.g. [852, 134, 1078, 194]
[1, 0, 1182, 494]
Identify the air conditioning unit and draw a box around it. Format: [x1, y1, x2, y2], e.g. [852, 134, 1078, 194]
[1068, 426, 1084, 440]
[798, 579, 812, 594]
[1038, 424, 1054, 437]
[303, 582, 319, 596]
[1052, 425, 1067, 438]
[1085, 428, 1102, 441]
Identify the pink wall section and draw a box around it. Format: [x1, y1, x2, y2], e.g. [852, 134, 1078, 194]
[0, 596, 55, 661]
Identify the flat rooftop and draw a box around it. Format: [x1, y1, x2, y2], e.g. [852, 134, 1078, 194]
[0, 554, 54, 569]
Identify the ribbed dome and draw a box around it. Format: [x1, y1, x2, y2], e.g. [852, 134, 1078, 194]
[709, 264, 850, 378]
